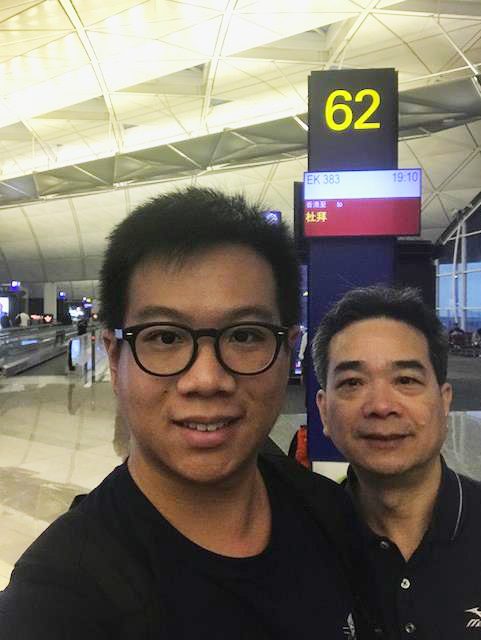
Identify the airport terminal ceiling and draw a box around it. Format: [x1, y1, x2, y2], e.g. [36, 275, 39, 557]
[0, 0, 481, 300]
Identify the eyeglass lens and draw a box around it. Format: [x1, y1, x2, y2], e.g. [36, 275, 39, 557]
[134, 324, 278, 375]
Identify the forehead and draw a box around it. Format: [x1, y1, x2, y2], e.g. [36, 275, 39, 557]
[125, 243, 279, 321]
[328, 317, 431, 367]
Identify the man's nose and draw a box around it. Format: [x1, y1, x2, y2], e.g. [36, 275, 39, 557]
[176, 340, 236, 396]
[362, 380, 401, 418]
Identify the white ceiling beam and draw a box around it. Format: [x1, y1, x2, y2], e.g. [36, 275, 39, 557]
[68, 199, 86, 280]
[258, 161, 279, 204]
[231, 47, 328, 64]
[0, 181, 31, 198]
[400, 63, 481, 86]
[167, 145, 203, 169]
[421, 143, 481, 213]
[325, 0, 381, 68]
[20, 205, 47, 281]
[230, 131, 256, 145]
[71, 165, 111, 186]
[200, 0, 237, 131]
[58, 0, 123, 153]
[435, 15, 479, 75]
[0, 97, 56, 164]
[373, 7, 481, 20]
[232, 31, 329, 64]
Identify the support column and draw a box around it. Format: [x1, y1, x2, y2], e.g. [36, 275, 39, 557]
[43, 282, 57, 316]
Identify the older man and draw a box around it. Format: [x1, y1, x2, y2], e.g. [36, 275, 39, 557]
[312, 285, 481, 640]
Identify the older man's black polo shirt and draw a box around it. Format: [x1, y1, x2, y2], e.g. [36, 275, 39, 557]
[346, 459, 481, 640]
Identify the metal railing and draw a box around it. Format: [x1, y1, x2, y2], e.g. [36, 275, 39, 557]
[0, 324, 78, 376]
[67, 326, 108, 384]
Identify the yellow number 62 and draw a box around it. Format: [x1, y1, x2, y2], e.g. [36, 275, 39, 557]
[325, 89, 381, 131]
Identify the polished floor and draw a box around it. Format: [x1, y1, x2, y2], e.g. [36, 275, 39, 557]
[0, 355, 480, 590]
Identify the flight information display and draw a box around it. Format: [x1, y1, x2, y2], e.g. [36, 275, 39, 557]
[303, 168, 421, 237]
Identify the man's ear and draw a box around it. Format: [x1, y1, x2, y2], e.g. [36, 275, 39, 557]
[287, 325, 300, 349]
[440, 381, 453, 417]
[103, 329, 120, 393]
[315, 389, 331, 437]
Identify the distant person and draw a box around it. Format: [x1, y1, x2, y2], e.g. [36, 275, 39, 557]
[448, 322, 465, 338]
[298, 328, 308, 383]
[312, 285, 481, 639]
[76, 316, 89, 335]
[448, 322, 466, 353]
[61, 312, 73, 325]
[14, 311, 30, 327]
[0, 187, 372, 639]
[0, 312, 11, 329]
[471, 327, 481, 356]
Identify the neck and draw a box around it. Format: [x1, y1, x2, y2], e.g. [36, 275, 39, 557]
[352, 458, 442, 561]
[128, 450, 271, 558]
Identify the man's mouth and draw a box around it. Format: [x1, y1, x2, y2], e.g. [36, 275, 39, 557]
[359, 432, 412, 446]
[174, 418, 238, 433]
[363, 433, 409, 440]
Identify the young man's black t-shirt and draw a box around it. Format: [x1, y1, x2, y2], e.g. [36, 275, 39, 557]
[0, 458, 361, 639]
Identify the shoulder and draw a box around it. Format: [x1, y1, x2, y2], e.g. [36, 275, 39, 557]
[0, 510, 115, 637]
[459, 471, 481, 491]
[261, 452, 347, 497]
[9, 509, 112, 598]
[451, 468, 481, 508]
[4, 464, 150, 612]
[444, 468, 481, 540]
[260, 452, 357, 534]
[458, 471, 481, 509]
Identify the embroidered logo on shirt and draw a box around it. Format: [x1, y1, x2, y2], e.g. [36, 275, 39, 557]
[343, 612, 357, 639]
[466, 607, 481, 628]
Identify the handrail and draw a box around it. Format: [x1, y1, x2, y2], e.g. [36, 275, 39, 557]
[0, 323, 78, 376]
[67, 326, 108, 385]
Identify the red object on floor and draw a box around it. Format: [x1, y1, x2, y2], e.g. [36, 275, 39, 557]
[295, 425, 310, 469]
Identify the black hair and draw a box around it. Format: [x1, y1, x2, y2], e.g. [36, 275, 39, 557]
[100, 186, 299, 329]
[311, 285, 449, 388]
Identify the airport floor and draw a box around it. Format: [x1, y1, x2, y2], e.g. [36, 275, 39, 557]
[0, 354, 480, 590]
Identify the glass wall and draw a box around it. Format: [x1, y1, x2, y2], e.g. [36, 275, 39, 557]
[436, 207, 481, 332]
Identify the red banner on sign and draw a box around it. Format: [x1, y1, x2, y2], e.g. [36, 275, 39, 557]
[304, 197, 420, 237]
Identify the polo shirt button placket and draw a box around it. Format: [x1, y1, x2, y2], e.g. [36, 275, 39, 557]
[400, 577, 411, 590]
[399, 577, 415, 634]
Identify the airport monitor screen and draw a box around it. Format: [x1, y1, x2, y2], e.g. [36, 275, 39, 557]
[0, 297, 9, 315]
[303, 168, 421, 237]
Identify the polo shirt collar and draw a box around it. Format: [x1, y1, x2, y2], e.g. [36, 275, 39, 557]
[428, 457, 464, 543]
[344, 457, 465, 545]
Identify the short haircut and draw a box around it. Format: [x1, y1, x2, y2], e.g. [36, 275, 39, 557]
[100, 186, 300, 329]
[311, 285, 449, 388]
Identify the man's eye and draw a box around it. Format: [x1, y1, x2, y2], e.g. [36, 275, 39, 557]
[397, 376, 421, 386]
[143, 330, 184, 345]
[229, 328, 266, 343]
[337, 378, 362, 389]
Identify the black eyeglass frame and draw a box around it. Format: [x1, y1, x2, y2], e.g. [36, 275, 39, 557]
[114, 321, 290, 377]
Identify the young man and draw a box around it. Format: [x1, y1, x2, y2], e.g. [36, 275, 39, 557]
[312, 285, 481, 640]
[0, 187, 367, 639]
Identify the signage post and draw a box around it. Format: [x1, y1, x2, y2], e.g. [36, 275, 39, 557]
[305, 69, 401, 467]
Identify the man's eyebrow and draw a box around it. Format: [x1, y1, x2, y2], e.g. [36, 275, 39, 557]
[392, 360, 427, 372]
[130, 305, 276, 325]
[332, 359, 428, 375]
[332, 361, 363, 376]
[132, 306, 187, 323]
[222, 306, 277, 323]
